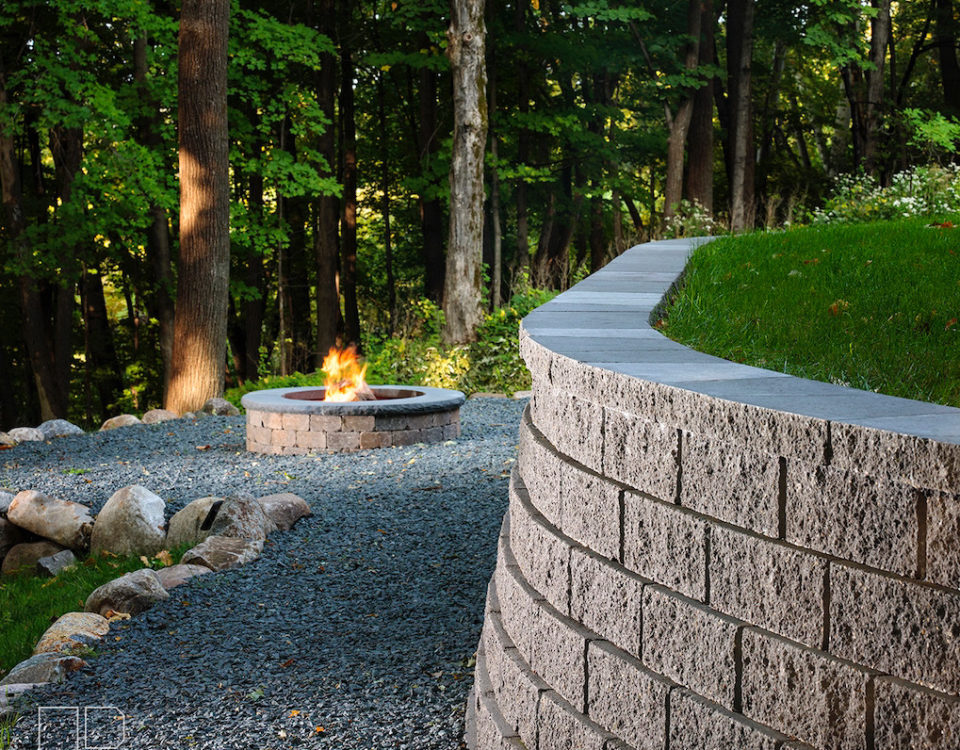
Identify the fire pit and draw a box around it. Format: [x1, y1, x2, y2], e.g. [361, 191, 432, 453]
[241, 385, 465, 455]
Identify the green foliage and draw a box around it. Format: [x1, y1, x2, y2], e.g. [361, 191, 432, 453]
[660, 219, 960, 407]
[813, 165, 960, 224]
[903, 109, 960, 163]
[0, 545, 190, 679]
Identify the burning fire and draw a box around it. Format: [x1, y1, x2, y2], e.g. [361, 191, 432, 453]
[321, 346, 375, 402]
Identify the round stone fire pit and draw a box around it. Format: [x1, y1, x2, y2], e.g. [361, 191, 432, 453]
[241, 385, 465, 455]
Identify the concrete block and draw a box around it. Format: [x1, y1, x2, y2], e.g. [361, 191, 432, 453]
[874, 676, 960, 750]
[533, 387, 604, 473]
[271, 428, 297, 447]
[741, 627, 872, 750]
[786, 461, 919, 577]
[926, 489, 960, 590]
[391, 430, 422, 447]
[374, 414, 409, 431]
[603, 408, 677, 503]
[326, 432, 360, 452]
[586, 640, 671, 750]
[404, 414, 432, 431]
[342, 415, 375, 432]
[623, 492, 707, 602]
[247, 425, 272, 445]
[295, 430, 326, 450]
[681, 432, 780, 537]
[562, 464, 620, 562]
[420, 425, 444, 443]
[669, 688, 786, 750]
[473, 644, 526, 750]
[509, 477, 570, 612]
[830, 562, 960, 694]
[493, 541, 542, 663]
[527, 599, 592, 714]
[246, 410, 264, 428]
[310, 414, 342, 432]
[481, 613, 545, 744]
[281, 412, 309, 431]
[519, 416, 564, 527]
[280, 445, 307, 456]
[642, 585, 742, 709]
[263, 411, 284, 430]
[569, 546, 645, 658]
[442, 423, 459, 439]
[710, 524, 826, 649]
[537, 690, 611, 750]
[359, 431, 388, 449]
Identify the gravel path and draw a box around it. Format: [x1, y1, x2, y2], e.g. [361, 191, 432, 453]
[3, 397, 524, 749]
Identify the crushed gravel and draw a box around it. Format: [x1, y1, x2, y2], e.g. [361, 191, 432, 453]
[2, 397, 525, 749]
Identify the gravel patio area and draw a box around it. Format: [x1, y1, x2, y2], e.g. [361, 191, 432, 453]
[2, 397, 524, 749]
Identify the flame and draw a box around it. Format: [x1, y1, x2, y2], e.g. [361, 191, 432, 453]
[321, 346, 372, 402]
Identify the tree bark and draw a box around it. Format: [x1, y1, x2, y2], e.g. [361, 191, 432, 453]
[418, 61, 446, 302]
[936, 0, 960, 114]
[442, 0, 487, 344]
[686, 0, 715, 214]
[378, 70, 397, 330]
[487, 39, 502, 309]
[167, 0, 231, 414]
[339, 42, 362, 348]
[727, 0, 756, 232]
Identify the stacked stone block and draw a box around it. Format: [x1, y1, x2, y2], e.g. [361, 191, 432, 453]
[470, 238, 960, 750]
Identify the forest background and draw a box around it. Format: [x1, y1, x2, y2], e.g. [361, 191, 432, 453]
[0, 0, 957, 429]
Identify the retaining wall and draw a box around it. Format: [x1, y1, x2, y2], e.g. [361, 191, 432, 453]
[469, 238, 960, 750]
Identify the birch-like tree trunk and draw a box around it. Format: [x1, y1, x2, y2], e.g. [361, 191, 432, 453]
[167, 0, 230, 414]
[441, 0, 487, 344]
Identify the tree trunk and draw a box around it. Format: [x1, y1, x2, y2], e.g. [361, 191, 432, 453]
[487, 41, 502, 309]
[167, 0, 231, 414]
[727, 0, 756, 232]
[686, 0, 715, 214]
[378, 70, 397, 330]
[81, 266, 124, 418]
[442, 0, 487, 344]
[936, 0, 960, 114]
[314, 0, 340, 362]
[340, 42, 361, 348]
[418, 62, 446, 302]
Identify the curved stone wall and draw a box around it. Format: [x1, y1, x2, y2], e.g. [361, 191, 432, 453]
[469, 238, 960, 750]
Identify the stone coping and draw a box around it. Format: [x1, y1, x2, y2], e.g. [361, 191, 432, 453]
[241, 385, 466, 416]
[521, 237, 960, 445]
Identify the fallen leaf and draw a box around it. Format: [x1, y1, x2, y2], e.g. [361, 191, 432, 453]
[315, 727, 325, 733]
[155, 549, 174, 566]
[196, 445, 211, 451]
[281, 658, 295, 668]
[289, 709, 300, 717]
[802, 258, 819, 265]
[946, 318, 958, 330]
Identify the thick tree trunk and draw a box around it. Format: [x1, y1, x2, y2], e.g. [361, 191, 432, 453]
[418, 62, 446, 302]
[340, 43, 361, 348]
[378, 71, 397, 330]
[314, 0, 339, 363]
[487, 46, 502, 309]
[727, 0, 756, 232]
[686, 0, 715, 214]
[442, 0, 487, 344]
[167, 0, 231, 414]
[936, 0, 960, 114]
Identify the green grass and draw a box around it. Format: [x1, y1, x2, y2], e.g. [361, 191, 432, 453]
[0, 548, 188, 679]
[660, 218, 960, 407]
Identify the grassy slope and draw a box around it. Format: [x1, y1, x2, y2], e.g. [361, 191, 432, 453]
[661, 219, 960, 407]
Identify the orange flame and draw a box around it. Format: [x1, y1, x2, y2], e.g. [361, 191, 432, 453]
[321, 346, 373, 402]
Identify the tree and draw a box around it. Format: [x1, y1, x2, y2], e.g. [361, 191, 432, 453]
[441, 0, 487, 344]
[167, 0, 230, 414]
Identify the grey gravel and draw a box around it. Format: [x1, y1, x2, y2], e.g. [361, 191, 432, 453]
[2, 398, 524, 748]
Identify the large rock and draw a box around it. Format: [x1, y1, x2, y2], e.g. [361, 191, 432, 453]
[1, 683, 41, 719]
[0, 518, 32, 560]
[0, 432, 17, 448]
[155, 563, 212, 589]
[0, 491, 14, 516]
[35, 549, 77, 578]
[0, 653, 85, 686]
[37, 419, 84, 439]
[90, 485, 166, 556]
[257, 493, 312, 531]
[166, 496, 222, 549]
[6, 490, 94, 550]
[202, 397, 240, 416]
[142, 408, 178, 425]
[210, 494, 276, 541]
[2, 541, 66, 575]
[7, 427, 43, 442]
[84, 568, 169, 616]
[33, 612, 110, 656]
[100, 414, 142, 431]
[181, 536, 263, 572]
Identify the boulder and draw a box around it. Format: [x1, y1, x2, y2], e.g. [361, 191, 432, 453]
[7, 427, 43, 442]
[210, 494, 276, 541]
[257, 493, 312, 531]
[35, 549, 77, 578]
[0, 432, 17, 448]
[37, 419, 84, 439]
[142, 408, 178, 425]
[181, 410, 209, 420]
[155, 563, 212, 589]
[181, 536, 263, 572]
[0, 653, 85, 686]
[202, 397, 240, 416]
[33, 612, 110, 655]
[90, 485, 166, 556]
[1, 683, 42, 719]
[0, 518, 31, 560]
[84, 568, 169, 616]
[2, 541, 66, 575]
[165, 496, 221, 549]
[6, 490, 94, 550]
[100, 414, 142, 431]
[0, 491, 14, 516]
